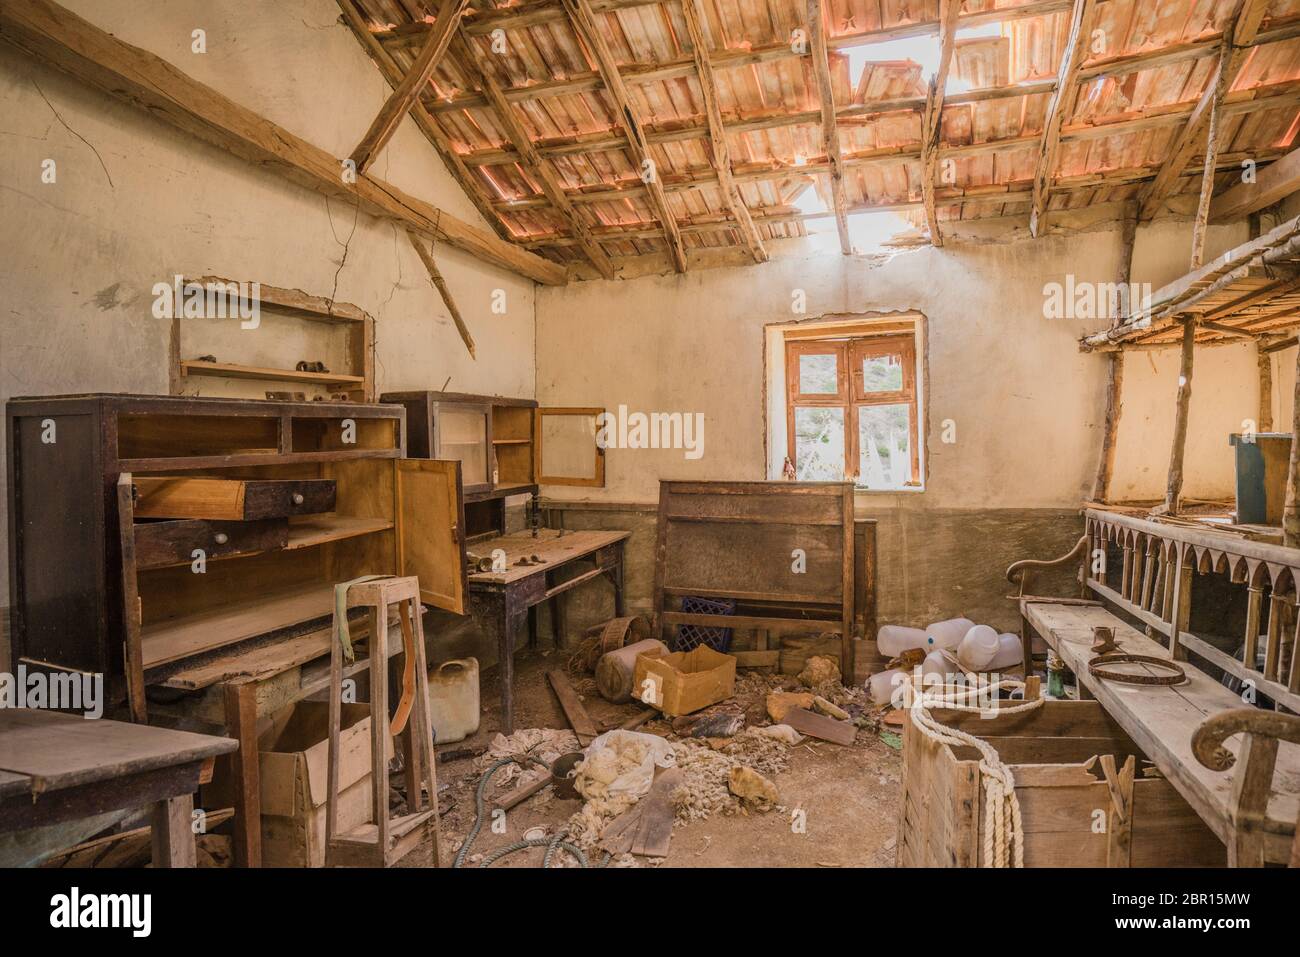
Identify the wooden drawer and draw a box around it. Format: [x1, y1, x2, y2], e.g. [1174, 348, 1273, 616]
[133, 477, 336, 520]
[134, 518, 288, 569]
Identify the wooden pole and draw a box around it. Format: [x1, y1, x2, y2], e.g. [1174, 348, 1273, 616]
[1092, 212, 1136, 502]
[1259, 342, 1274, 433]
[1190, 34, 1234, 269]
[1284, 343, 1300, 547]
[1164, 318, 1196, 514]
[406, 230, 476, 359]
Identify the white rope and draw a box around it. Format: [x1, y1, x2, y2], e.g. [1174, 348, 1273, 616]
[900, 674, 1043, 867]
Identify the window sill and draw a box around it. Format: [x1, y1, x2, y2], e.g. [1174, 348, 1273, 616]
[853, 484, 925, 494]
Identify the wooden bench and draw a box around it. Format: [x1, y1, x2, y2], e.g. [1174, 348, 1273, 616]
[1022, 600, 1299, 865]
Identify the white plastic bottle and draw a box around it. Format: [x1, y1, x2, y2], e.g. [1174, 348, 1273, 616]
[877, 624, 931, 657]
[956, 624, 1000, 671]
[988, 633, 1023, 670]
[427, 658, 481, 743]
[925, 617, 975, 650]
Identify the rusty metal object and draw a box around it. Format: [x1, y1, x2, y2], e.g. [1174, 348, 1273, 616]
[1090, 625, 1118, 654]
[550, 751, 584, 800]
[1191, 708, 1300, 772]
[581, 615, 650, 671]
[1088, 652, 1186, 686]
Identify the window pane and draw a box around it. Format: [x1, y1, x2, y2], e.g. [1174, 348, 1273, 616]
[798, 353, 838, 394]
[861, 353, 904, 393]
[794, 407, 845, 480]
[858, 404, 911, 489]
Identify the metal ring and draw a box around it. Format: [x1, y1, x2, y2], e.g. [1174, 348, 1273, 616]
[1088, 652, 1186, 686]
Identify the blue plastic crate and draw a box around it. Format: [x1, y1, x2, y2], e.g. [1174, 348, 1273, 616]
[673, 596, 736, 653]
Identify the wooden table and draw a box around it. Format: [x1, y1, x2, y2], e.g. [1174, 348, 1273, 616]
[467, 529, 630, 734]
[0, 709, 236, 867]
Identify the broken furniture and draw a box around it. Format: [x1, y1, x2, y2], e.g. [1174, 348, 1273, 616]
[325, 576, 440, 867]
[381, 390, 606, 542]
[467, 528, 629, 734]
[171, 277, 375, 401]
[1019, 506, 1300, 865]
[897, 698, 1224, 867]
[652, 481, 857, 680]
[6, 393, 470, 866]
[0, 709, 236, 868]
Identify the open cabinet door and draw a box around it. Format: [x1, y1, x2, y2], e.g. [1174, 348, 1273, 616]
[394, 459, 468, 615]
[534, 407, 606, 487]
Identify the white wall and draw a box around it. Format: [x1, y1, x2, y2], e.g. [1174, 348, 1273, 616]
[0, 0, 539, 610]
[536, 214, 1251, 510]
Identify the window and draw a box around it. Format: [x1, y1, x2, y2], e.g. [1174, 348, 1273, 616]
[784, 331, 921, 489]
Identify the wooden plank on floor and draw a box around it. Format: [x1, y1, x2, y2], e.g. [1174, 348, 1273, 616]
[546, 670, 599, 745]
[630, 767, 682, 857]
[784, 706, 857, 746]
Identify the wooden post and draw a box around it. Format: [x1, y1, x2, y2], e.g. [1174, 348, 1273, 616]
[1258, 341, 1274, 433]
[150, 794, 196, 868]
[407, 229, 475, 359]
[1189, 35, 1234, 269]
[1284, 342, 1300, 546]
[223, 679, 261, 868]
[1092, 212, 1136, 502]
[1164, 319, 1196, 514]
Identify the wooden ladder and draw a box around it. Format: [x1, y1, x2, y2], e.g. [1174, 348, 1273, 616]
[325, 576, 441, 867]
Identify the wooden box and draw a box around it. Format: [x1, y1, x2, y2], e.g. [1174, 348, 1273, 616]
[896, 700, 1225, 867]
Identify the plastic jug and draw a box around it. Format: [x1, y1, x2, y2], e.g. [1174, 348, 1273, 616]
[925, 617, 975, 650]
[877, 624, 930, 657]
[427, 658, 480, 744]
[868, 668, 905, 706]
[989, 634, 1023, 671]
[956, 624, 1000, 671]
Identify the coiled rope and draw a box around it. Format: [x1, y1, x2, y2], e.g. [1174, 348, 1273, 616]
[453, 755, 609, 868]
[900, 675, 1043, 868]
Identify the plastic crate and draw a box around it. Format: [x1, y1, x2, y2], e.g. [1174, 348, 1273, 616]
[673, 596, 736, 653]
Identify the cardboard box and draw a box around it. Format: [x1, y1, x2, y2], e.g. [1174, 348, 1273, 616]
[209, 700, 390, 867]
[633, 645, 737, 716]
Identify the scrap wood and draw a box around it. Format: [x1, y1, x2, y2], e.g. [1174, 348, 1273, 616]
[494, 771, 552, 812]
[406, 228, 476, 359]
[784, 707, 857, 746]
[546, 669, 599, 745]
[630, 767, 683, 857]
[618, 708, 656, 731]
[597, 803, 644, 856]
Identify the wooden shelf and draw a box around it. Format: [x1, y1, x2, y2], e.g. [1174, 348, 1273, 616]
[492, 438, 531, 445]
[180, 359, 365, 387]
[186, 276, 367, 324]
[286, 514, 393, 550]
[142, 583, 335, 670]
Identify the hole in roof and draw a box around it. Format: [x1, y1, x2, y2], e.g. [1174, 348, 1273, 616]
[790, 184, 912, 255]
[845, 21, 1004, 96]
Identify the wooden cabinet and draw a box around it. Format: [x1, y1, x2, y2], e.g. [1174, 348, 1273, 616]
[6, 394, 468, 720]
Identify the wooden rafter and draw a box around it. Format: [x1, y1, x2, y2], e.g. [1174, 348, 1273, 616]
[1029, 0, 1097, 237]
[681, 0, 766, 263]
[559, 0, 687, 272]
[806, 0, 851, 255]
[1212, 145, 1300, 221]
[0, 0, 565, 285]
[1139, 0, 1271, 221]
[407, 229, 476, 358]
[453, 34, 615, 279]
[334, 0, 517, 246]
[921, 0, 960, 246]
[1190, 32, 1237, 269]
[348, 0, 468, 174]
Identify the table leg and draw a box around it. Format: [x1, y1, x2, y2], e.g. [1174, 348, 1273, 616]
[151, 793, 196, 868]
[528, 604, 539, 650]
[223, 679, 261, 868]
[550, 592, 567, 648]
[613, 544, 626, 617]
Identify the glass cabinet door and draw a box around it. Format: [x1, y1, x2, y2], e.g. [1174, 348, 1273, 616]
[433, 405, 490, 490]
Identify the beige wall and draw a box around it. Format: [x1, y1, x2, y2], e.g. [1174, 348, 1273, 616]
[0, 0, 539, 613]
[537, 215, 1250, 510]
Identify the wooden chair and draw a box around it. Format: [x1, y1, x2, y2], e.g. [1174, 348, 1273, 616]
[1192, 709, 1300, 867]
[325, 576, 441, 867]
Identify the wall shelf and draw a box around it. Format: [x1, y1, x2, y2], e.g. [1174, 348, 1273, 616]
[180, 359, 364, 388]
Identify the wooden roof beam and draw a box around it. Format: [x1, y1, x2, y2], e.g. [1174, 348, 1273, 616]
[921, 0, 961, 246]
[1189, 30, 1237, 269]
[453, 34, 615, 279]
[807, 0, 851, 255]
[348, 0, 468, 174]
[559, 0, 686, 271]
[1139, 0, 1271, 221]
[1029, 0, 1097, 237]
[681, 0, 765, 263]
[0, 0, 565, 285]
[1212, 145, 1300, 221]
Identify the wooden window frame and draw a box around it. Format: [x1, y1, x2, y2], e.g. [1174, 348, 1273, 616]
[785, 333, 920, 486]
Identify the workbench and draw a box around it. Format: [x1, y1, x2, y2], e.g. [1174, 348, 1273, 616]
[467, 528, 630, 734]
[0, 709, 236, 867]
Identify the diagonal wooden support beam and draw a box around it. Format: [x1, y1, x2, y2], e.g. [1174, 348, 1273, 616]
[681, 0, 766, 263]
[349, 0, 468, 175]
[1139, 0, 1270, 221]
[806, 0, 851, 255]
[453, 35, 614, 279]
[1212, 145, 1300, 221]
[0, 0, 566, 285]
[407, 229, 476, 358]
[920, 0, 961, 246]
[1030, 0, 1097, 237]
[559, 0, 687, 272]
[335, 0, 517, 246]
[1190, 29, 1237, 269]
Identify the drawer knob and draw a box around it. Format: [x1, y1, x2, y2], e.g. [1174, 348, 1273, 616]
[214, 532, 229, 545]
[292, 493, 305, 505]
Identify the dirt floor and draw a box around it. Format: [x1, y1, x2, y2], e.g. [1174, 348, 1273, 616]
[400, 648, 902, 869]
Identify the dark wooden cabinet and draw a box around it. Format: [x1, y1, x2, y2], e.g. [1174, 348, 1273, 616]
[6, 394, 468, 719]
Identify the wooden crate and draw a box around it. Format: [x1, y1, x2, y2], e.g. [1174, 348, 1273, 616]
[896, 700, 1225, 867]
